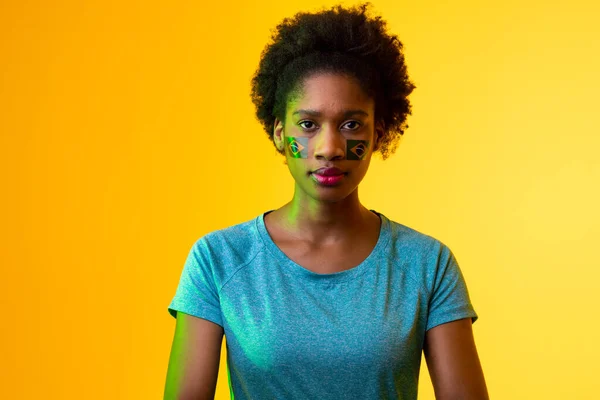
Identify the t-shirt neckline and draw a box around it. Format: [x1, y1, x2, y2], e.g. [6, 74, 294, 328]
[255, 209, 391, 284]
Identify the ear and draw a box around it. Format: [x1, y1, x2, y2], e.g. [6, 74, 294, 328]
[273, 117, 285, 153]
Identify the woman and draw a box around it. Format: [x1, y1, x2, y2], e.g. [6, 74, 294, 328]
[164, 3, 489, 399]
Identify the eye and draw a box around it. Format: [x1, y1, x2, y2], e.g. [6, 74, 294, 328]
[343, 121, 361, 130]
[298, 120, 362, 131]
[298, 120, 316, 130]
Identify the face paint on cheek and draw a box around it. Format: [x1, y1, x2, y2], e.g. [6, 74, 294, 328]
[347, 140, 370, 160]
[285, 136, 309, 159]
[285, 137, 370, 160]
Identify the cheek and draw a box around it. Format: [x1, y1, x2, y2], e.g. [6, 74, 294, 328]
[286, 159, 308, 176]
[353, 160, 372, 176]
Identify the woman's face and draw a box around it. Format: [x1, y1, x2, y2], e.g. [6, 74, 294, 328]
[273, 72, 384, 204]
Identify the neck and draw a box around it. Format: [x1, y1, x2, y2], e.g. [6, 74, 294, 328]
[276, 188, 376, 245]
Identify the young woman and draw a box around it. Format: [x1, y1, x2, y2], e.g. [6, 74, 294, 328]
[164, 3, 489, 399]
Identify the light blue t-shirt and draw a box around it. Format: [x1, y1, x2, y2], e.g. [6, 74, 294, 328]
[168, 210, 478, 399]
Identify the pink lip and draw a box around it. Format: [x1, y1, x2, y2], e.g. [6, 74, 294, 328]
[313, 167, 344, 176]
[312, 172, 345, 186]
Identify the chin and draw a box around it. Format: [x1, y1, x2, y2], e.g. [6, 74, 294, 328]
[312, 184, 359, 200]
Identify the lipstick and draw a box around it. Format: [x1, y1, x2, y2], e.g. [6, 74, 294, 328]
[312, 172, 345, 186]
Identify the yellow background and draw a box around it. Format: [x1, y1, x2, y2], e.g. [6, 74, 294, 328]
[1, 0, 599, 398]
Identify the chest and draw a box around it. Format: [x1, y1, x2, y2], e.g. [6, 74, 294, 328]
[273, 239, 374, 274]
[220, 264, 427, 396]
[268, 226, 380, 274]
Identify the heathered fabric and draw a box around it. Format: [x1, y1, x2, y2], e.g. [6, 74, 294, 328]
[168, 209, 478, 400]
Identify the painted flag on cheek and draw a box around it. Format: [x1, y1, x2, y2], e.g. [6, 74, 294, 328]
[285, 137, 369, 160]
[285, 136, 309, 159]
[347, 140, 370, 160]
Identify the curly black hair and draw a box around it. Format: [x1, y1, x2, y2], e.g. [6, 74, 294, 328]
[250, 2, 416, 161]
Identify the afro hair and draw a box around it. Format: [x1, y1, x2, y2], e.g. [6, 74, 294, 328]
[250, 2, 416, 161]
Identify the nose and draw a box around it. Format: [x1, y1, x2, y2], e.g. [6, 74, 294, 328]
[313, 126, 345, 161]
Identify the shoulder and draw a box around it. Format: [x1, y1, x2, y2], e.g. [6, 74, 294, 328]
[384, 216, 456, 286]
[385, 217, 450, 260]
[200, 217, 261, 252]
[188, 215, 266, 286]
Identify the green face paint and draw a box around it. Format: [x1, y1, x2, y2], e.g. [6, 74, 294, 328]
[285, 136, 309, 158]
[285, 136, 370, 160]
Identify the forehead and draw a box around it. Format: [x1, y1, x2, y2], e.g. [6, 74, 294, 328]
[288, 72, 374, 116]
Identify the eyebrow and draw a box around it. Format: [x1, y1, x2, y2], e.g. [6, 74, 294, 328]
[292, 109, 369, 118]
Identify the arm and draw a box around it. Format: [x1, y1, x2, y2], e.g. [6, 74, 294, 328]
[423, 317, 489, 400]
[164, 312, 224, 400]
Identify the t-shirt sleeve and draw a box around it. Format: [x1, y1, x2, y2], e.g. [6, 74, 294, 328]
[167, 238, 223, 327]
[426, 243, 478, 332]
